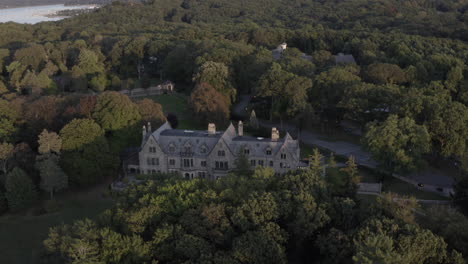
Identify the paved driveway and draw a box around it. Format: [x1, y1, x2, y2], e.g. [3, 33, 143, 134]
[234, 95, 455, 189]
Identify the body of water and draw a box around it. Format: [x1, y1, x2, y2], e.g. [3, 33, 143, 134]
[0, 4, 98, 24]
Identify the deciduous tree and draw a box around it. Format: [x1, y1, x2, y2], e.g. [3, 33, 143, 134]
[5, 167, 37, 211]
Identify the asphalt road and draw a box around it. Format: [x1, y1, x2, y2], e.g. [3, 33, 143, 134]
[234, 95, 455, 189]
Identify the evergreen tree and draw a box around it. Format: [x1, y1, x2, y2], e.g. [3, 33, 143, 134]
[341, 155, 360, 196]
[328, 153, 337, 168]
[234, 149, 252, 177]
[309, 148, 323, 176]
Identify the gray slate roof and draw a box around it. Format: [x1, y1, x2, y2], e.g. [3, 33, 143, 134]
[145, 122, 299, 160]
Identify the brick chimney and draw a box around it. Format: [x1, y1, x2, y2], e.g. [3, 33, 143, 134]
[142, 125, 147, 138]
[238, 121, 243, 136]
[271, 127, 279, 141]
[147, 122, 152, 133]
[208, 123, 216, 134]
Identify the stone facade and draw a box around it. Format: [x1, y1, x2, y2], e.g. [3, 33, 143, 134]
[135, 121, 301, 179]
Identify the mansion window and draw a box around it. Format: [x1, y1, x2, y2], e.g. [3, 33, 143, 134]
[269, 161, 274, 167]
[169, 144, 175, 153]
[184, 146, 192, 153]
[200, 146, 207, 154]
[201, 161, 207, 167]
[281, 153, 286, 159]
[244, 148, 250, 155]
[215, 161, 229, 170]
[266, 148, 272, 155]
[258, 160, 264, 167]
[218, 150, 226, 157]
[198, 172, 206, 178]
[250, 160, 256, 166]
[147, 157, 159, 166]
[183, 159, 194, 167]
[149, 147, 157, 153]
[169, 159, 175, 166]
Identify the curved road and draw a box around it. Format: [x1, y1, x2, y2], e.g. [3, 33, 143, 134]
[233, 95, 455, 193]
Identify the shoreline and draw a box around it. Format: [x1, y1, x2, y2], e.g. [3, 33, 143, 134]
[0, 3, 98, 10]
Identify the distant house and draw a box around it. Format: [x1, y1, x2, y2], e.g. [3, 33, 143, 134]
[272, 42, 288, 60]
[271, 42, 312, 62]
[335, 53, 356, 64]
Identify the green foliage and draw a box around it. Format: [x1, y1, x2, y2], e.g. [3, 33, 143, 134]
[376, 192, 419, 224]
[0, 99, 18, 142]
[423, 205, 468, 257]
[364, 115, 431, 172]
[193, 61, 236, 103]
[60, 119, 117, 186]
[36, 155, 68, 200]
[0, 141, 14, 174]
[92, 91, 141, 131]
[309, 148, 323, 175]
[353, 217, 460, 264]
[60, 119, 104, 151]
[233, 149, 252, 177]
[340, 156, 361, 197]
[5, 167, 37, 211]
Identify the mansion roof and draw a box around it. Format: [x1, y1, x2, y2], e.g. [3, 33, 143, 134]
[143, 122, 299, 160]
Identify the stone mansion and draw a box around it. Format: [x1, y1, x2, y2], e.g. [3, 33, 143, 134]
[131, 121, 302, 179]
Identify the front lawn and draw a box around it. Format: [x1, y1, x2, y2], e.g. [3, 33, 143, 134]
[0, 184, 113, 264]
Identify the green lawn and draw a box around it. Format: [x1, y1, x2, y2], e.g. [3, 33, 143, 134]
[325, 166, 449, 201]
[381, 176, 449, 200]
[0, 186, 114, 264]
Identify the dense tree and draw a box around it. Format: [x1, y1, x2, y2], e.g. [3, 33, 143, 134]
[5, 167, 37, 211]
[0, 99, 18, 142]
[92, 91, 141, 132]
[353, 217, 462, 264]
[257, 63, 312, 120]
[365, 63, 407, 85]
[193, 61, 236, 103]
[35, 155, 68, 200]
[313, 66, 361, 109]
[427, 102, 468, 159]
[364, 115, 431, 172]
[0, 142, 14, 175]
[136, 99, 166, 127]
[340, 156, 360, 197]
[423, 205, 468, 257]
[77, 95, 97, 118]
[376, 192, 419, 224]
[60, 118, 117, 186]
[190, 83, 230, 125]
[38, 129, 62, 155]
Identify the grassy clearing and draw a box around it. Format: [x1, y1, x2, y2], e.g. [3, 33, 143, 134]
[0, 184, 113, 264]
[142, 93, 205, 130]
